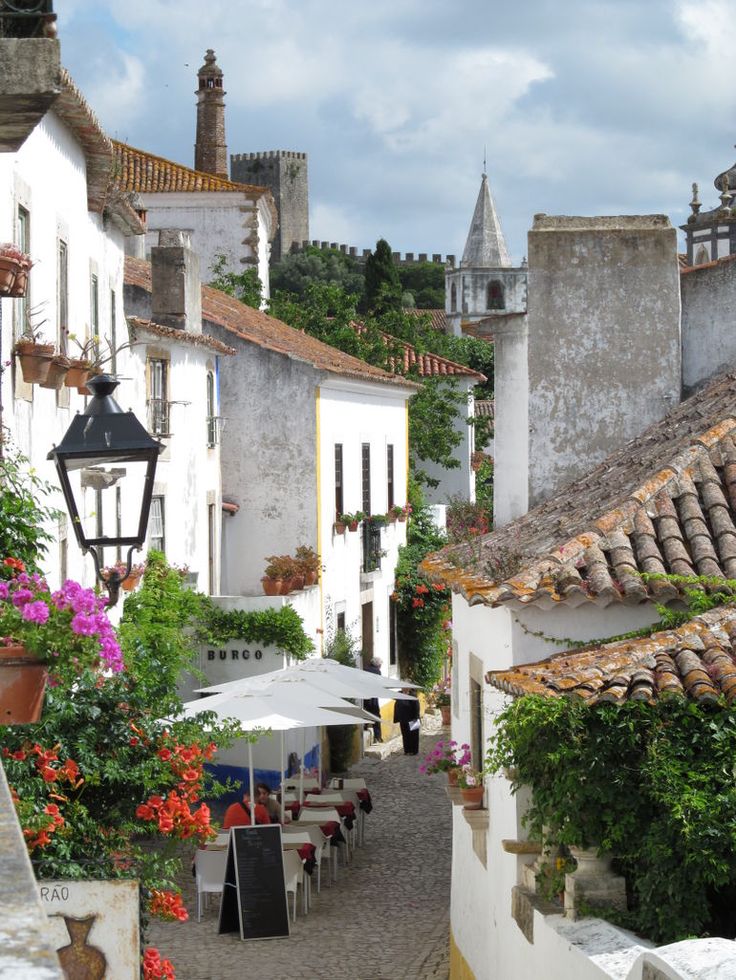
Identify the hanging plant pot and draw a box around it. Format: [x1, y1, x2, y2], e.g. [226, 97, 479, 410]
[77, 368, 102, 396]
[348, 521, 359, 532]
[8, 267, 29, 298]
[0, 646, 47, 725]
[39, 354, 71, 390]
[14, 341, 54, 384]
[262, 576, 284, 596]
[333, 521, 346, 536]
[398, 513, 407, 523]
[122, 572, 142, 592]
[460, 786, 484, 810]
[0, 255, 19, 294]
[64, 359, 92, 388]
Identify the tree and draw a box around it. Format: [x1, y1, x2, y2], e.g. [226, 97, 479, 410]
[362, 238, 402, 315]
[270, 246, 364, 301]
[208, 254, 262, 309]
[398, 261, 445, 309]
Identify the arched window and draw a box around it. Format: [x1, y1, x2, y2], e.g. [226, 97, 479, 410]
[487, 280, 504, 311]
[695, 245, 710, 266]
[450, 282, 457, 312]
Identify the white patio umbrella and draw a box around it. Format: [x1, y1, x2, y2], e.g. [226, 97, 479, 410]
[300, 658, 422, 691]
[180, 690, 380, 818]
[196, 663, 419, 701]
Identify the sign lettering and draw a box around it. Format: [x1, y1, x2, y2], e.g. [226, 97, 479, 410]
[207, 649, 264, 661]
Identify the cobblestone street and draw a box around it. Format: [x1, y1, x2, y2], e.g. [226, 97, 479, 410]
[148, 731, 452, 980]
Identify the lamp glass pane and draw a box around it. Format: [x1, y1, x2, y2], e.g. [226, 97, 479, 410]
[66, 458, 152, 546]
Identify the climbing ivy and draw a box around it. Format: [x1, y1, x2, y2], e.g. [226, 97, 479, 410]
[194, 603, 314, 660]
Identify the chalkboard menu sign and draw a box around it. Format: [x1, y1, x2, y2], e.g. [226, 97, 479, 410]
[218, 825, 290, 941]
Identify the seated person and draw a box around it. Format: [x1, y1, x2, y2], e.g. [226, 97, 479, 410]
[256, 782, 281, 823]
[222, 791, 269, 829]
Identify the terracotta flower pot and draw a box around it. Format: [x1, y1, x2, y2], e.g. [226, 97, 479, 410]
[388, 513, 397, 524]
[262, 576, 284, 596]
[15, 342, 54, 384]
[64, 359, 92, 388]
[461, 786, 484, 810]
[77, 368, 102, 396]
[447, 767, 460, 787]
[348, 521, 359, 532]
[0, 645, 47, 725]
[288, 574, 306, 592]
[122, 572, 142, 592]
[334, 522, 346, 535]
[439, 704, 451, 726]
[398, 513, 407, 523]
[304, 569, 318, 587]
[0, 255, 19, 294]
[8, 268, 28, 298]
[39, 355, 71, 390]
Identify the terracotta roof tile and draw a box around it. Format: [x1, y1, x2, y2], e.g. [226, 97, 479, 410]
[422, 371, 736, 608]
[351, 320, 485, 382]
[127, 316, 236, 355]
[405, 308, 449, 333]
[475, 399, 494, 418]
[112, 142, 278, 229]
[486, 606, 736, 705]
[125, 258, 418, 391]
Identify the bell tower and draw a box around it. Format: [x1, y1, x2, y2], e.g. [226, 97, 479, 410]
[194, 49, 227, 178]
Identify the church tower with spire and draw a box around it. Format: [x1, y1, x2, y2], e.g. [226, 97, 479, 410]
[445, 171, 527, 336]
[681, 146, 736, 266]
[194, 49, 228, 178]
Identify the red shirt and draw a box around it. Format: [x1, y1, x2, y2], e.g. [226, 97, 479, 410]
[223, 801, 269, 829]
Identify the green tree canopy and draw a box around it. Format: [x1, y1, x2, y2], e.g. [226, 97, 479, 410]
[270, 246, 365, 301]
[362, 238, 402, 315]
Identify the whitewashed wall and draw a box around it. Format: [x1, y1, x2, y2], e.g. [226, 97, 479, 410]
[318, 377, 411, 669]
[140, 191, 272, 302]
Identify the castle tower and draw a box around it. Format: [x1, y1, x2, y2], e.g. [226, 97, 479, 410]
[194, 49, 227, 178]
[445, 172, 526, 336]
[231, 150, 309, 263]
[681, 146, 736, 265]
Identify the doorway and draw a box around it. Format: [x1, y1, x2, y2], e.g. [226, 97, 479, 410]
[361, 602, 373, 667]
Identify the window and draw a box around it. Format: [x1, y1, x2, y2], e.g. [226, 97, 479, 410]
[470, 678, 483, 771]
[334, 444, 344, 518]
[387, 444, 394, 510]
[109, 289, 117, 375]
[208, 503, 216, 594]
[148, 358, 170, 436]
[336, 611, 346, 633]
[57, 240, 68, 353]
[362, 519, 382, 574]
[487, 280, 504, 311]
[206, 371, 219, 446]
[149, 496, 165, 553]
[361, 443, 371, 515]
[16, 206, 30, 341]
[450, 282, 457, 312]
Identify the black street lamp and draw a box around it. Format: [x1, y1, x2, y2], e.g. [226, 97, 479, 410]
[47, 375, 162, 606]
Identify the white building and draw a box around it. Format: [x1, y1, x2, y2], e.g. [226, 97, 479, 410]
[0, 56, 227, 598]
[114, 140, 276, 300]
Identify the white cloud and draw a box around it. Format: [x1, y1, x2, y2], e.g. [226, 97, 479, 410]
[84, 53, 146, 132]
[310, 201, 357, 246]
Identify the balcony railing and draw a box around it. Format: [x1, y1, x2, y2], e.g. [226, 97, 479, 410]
[206, 415, 222, 448]
[362, 520, 383, 574]
[148, 398, 171, 437]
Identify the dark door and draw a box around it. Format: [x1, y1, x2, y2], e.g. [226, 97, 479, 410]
[361, 602, 373, 668]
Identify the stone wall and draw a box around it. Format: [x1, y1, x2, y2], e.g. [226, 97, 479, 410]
[526, 215, 681, 508]
[681, 255, 736, 395]
[231, 151, 309, 263]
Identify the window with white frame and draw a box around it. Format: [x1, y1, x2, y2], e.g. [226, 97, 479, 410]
[149, 496, 165, 553]
[148, 358, 170, 436]
[206, 370, 219, 447]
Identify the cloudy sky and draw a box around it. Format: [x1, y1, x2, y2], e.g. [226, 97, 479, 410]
[60, 0, 736, 263]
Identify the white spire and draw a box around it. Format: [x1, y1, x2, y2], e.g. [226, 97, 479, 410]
[461, 173, 510, 268]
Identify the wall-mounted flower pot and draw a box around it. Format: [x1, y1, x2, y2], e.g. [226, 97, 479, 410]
[461, 786, 484, 810]
[440, 704, 451, 726]
[64, 359, 92, 388]
[14, 341, 54, 384]
[304, 570, 318, 587]
[348, 521, 359, 532]
[398, 514, 407, 523]
[447, 767, 460, 787]
[333, 522, 346, 536]
[77, 368, 102, 396]
[8, 268, 29, 298]
[0, 256, 19, 294]
[0, 645, 47, 725]
[122, 572, 142, 592]
[39, 354, 71, 390]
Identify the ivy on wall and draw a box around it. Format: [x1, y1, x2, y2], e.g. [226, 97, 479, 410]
[194, 603, 314, 661]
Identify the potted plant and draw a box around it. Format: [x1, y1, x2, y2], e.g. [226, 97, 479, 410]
[388, 505, 402, 524]
[0, 556, 123, 723]
[431, 678, 452, 726]
[458, 765, 484, 809]
[339, 511, 365, 532]
[419, 739, 471, 786]
[295, 545, 320, 587]
[102, 560, 146, 592]
[333, 516, 347, 535]
[13, 306, 54, 384]
[368, 513, 388, 528]
[397, 503, 412, 523]
[0, 243, 32, 297]
[39, 353, 71, 390]
[262, 555, 295, 596]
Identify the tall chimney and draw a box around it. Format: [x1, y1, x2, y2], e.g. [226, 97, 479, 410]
[150, 230, 202, 334]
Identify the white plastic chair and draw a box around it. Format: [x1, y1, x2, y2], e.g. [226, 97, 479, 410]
[282, 848, 306, 922]
[312, 793, 360, 853]
[283, 830, 326, 894]
[194, 848, 227, 921]
[283, 823, 333, 888]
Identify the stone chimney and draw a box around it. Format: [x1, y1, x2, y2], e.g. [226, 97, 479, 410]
[150, 230, 202, 334]
[493, 214, 681, 525]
